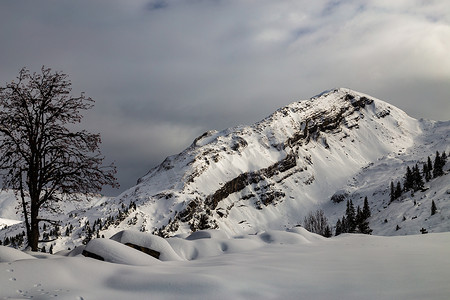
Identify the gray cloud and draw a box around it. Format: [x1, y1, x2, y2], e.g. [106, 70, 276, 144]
[1, 0, 449, 195]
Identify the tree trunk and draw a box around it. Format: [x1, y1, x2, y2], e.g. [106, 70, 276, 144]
[19, 179, 31, 242]
[29, 195, 40, 251]
[29, 219, 39, 251]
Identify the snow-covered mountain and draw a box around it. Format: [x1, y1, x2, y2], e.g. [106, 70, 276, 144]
[1, 88, 449, 251]
[111, 88, 448, 236]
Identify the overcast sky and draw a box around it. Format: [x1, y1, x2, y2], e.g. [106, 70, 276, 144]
[1, 0, 449, 195]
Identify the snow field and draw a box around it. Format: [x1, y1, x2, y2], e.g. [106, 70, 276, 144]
[1, 229, 449, 299]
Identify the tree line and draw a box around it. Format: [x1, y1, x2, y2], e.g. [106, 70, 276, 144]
[335, 197, 372, 235]
[303, 197, 372, 237]
[390, 151, 447, 202]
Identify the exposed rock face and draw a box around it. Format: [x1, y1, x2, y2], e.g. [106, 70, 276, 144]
[117, 88, 420, 237]
[205, 153, 297, 210]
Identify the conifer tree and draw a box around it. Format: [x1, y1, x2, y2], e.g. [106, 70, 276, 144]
[363, 197, 371, 219]
[352, 200, 372, 235]
[427, 156, 433, 172]
[346, 200, 356, 233]
[423, 163, 431, 182]
[324, 226, 332, 238]
[335, 219, 342, 236]
[357, 218, 372, 235]
[395, 181, 402, 199]
[404, 166, 413, 191]
[341, 216, 348, 233]
[356, 206, 363, 225]
[431, 200, 437, 216]
[442, 151, 447, 165]
[413, 164, 424, 191]
[390, 181, 395, 202]
[433, 151, 443, 178]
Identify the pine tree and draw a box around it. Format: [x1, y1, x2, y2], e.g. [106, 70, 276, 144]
[395, 181, 402, 199]
[413, 164, 424, 191]
[356, 205, 363, 229]
[423, 163, 431, 182]
[427, 156, 433, 172]
[390, 181, 395, 202]
[324, 225, 332, 238]
[335, 219, 342, 236]
[341, 216, 348, 233]
[404, 166, 413, 191]
[442, 151, 447, 163]
[357, 218, 372, 235]
[363, 197, 371, 219]
[352, 199, 372, 235]
[346, 200, 356, 233]
[431, 200, 437, 216]
[433, 151, 443, 178]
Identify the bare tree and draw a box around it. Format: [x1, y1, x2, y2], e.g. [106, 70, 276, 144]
[0, 67, 118, 251]
[303, 209, 331, 237]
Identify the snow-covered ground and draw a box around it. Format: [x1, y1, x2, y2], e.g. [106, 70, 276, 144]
[1, 229, 449, 300]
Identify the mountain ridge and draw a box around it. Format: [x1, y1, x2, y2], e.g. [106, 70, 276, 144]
[113, 88, 427, 236]
[1, 88, 449, 251]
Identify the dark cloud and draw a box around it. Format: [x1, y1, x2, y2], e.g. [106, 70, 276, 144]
[0, 0, 449, 195]
[146, 0, 169, 11]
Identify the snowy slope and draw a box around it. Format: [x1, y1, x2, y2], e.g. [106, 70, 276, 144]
[0, 88, 449, 252]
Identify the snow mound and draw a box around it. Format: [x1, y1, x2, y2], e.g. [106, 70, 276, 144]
[259, 229, 314, 244]
[0, 246, 36, 262]
[185, 229, 229, 240]
[83, 238, 161, 266]
[287, 226, 328, 242]
[2, 232, 450, 299]
[110, 230, 182, 261]
[165, 229, 324, 260]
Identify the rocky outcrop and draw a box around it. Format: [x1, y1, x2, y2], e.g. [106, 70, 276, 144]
[205, 153, 297, 209]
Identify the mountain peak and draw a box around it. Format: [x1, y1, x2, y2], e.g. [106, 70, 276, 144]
[119, 89, 423, 237]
